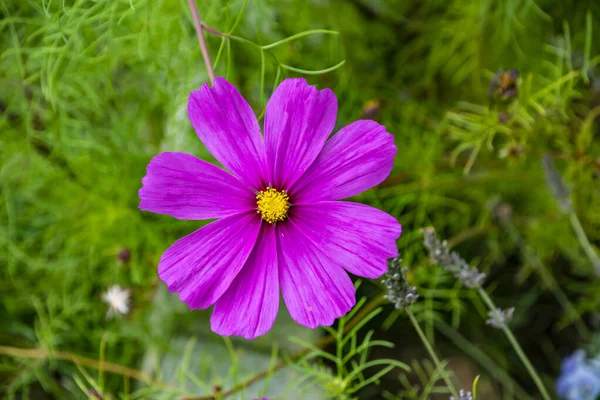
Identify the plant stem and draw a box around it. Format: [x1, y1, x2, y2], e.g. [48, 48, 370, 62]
[406, 308, 460, 399]
[569, 211, 600, 274]
[500, 217, 590, 338]
[187, 0, 215, 85]
[435, 319, 533, 400]
[0, 345, 179, 392]
[477, 288, 552, 400]
[201, 23, 229, 38]
[181, 293, 388, 400]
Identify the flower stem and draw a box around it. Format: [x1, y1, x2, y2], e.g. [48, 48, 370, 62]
[180, 294, 388, 400]
[406, 308, 460, 399]
[477, 288, 551, 400]
[568, 211, 600, 274]
[500, 217, 590, 338]
[187, 0, 215, 85]
[0, 345, 180, 392]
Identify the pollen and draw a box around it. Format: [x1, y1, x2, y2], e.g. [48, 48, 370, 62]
[256, 187, 290, 224]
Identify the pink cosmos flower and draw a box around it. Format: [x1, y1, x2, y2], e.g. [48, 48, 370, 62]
[139, 77, 401, 339]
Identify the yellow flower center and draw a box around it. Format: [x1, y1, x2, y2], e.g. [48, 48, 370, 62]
[256, 187, 290, 224]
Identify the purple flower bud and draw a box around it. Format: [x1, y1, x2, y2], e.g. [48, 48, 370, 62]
[362, 99, 381, 118]
[117, 248, 131, 264]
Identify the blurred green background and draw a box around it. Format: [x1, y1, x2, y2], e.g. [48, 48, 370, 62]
[1, 0, 600, 399]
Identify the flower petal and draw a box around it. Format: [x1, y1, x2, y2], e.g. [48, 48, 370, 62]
[265, 78, 337, 189]
[188, 77, 268, 189]
[291, 120, 396, 202]
[290, 202, 401, 278]
[159, 212, 261, 309]
[211, 225, 279, 339]
[561, 350, 587, 373]
[139, 152, 255, 220]
[277, 219, 355, 328]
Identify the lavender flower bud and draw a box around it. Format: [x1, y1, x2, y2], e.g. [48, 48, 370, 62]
[423, 228, 486, 288]
[486, 307, 515, 329]
[383, 257, 419, 309]
[542, 153, 572, 213]
[362, 99, 381, 118]
[494, 202, 513, 224]
[117, 248, 131, 264]
[498, 111, 509, 124]
[450, 390, 473, 400]
[489, 69, 519, 102]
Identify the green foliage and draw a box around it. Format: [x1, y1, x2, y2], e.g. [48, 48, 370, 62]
[288, 295, 409, 398]
[385, 358, 451, 399]
[2, 0, 600, 399]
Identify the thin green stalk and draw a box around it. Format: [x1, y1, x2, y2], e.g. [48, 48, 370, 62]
[406, 308, 460, 399]
[261, 29, 339, 50]
[203, 31, 346, 78]
[435, 319, 533, 400]
[477, 288, 551, 400]
[501, 218, 589, 338]
[280, 60, 346, 75]
[227, 0, 247, 35]
[568, 212, 600, 273]
[260, 48, 265, 107]
[336, 313, 345, 380]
